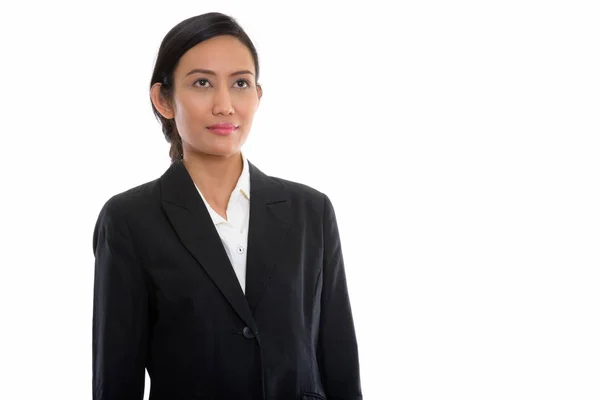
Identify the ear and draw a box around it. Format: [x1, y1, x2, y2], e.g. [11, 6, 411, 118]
[257, 84, 263, 102]
[150, 82, 175, 119]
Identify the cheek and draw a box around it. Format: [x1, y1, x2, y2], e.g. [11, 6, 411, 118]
[174, 98, 210, 133]
[236, 98, 259, 119]
[177, 96, 207, 119]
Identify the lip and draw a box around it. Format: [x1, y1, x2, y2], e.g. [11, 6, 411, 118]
[207, 123, 238, 136]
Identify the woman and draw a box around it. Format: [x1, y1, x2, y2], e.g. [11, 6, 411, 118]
[92, 12, 362, 400]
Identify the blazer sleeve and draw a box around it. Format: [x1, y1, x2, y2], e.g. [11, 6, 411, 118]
[317, 194, 363, 400]
[92, 199, 148, 400]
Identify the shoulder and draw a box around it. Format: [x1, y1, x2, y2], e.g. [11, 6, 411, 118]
[265, 174, 332, 216]
[93, 178, 161, 250]
[96, 178, 161, 223]
[272, 175, 323, 198]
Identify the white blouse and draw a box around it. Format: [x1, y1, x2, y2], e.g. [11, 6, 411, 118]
[193, 152, 251, 293]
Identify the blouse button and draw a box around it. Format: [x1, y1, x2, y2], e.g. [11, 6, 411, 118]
[236, 245, 244, 254]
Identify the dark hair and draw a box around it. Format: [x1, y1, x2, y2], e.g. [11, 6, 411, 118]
[149, 12, 260, 163]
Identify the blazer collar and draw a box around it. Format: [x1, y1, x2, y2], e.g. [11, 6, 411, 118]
[159, 158, 292, 331]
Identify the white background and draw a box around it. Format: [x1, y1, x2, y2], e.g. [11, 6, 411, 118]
[0, 1, 599, 399]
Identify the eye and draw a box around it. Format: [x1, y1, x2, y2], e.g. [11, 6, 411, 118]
[192, 78, 251, 89]
[193, 79, 210, 88]
[235, 79, 250, 89]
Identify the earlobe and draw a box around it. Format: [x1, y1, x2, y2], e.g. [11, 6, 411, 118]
[150, 83, 175, 119]
[257, 84, 263, 101]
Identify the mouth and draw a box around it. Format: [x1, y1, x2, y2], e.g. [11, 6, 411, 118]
[207, 124, 239, 135]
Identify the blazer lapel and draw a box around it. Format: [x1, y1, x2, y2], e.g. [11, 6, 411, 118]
[160, 159, 255, 331]
[245, 162, 291, 312]
[159, 158, 291, 330]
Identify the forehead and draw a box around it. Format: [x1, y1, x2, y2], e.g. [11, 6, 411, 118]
[175, 35, 255, 75]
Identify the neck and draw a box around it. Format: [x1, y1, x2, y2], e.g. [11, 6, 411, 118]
[182, 150, 243, 204]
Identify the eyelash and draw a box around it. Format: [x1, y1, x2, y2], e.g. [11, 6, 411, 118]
[193, 78, 250, 89]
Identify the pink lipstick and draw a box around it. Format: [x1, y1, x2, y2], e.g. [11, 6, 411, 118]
[207, 122, 238, 135]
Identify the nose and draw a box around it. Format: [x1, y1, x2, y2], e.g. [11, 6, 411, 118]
[212, 85, 234, 116]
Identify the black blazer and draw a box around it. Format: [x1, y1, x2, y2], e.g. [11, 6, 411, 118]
[92, 159, 362, 400]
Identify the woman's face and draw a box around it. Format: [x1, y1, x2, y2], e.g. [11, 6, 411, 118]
[154, 35, 262, 158]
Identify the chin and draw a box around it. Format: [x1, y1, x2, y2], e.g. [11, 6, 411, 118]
[202, 147, 241, 157]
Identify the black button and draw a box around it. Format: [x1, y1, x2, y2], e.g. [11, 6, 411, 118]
[242, 327, 255, 339]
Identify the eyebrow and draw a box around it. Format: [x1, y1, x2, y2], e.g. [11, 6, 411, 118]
[185, 68, 254, 77]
